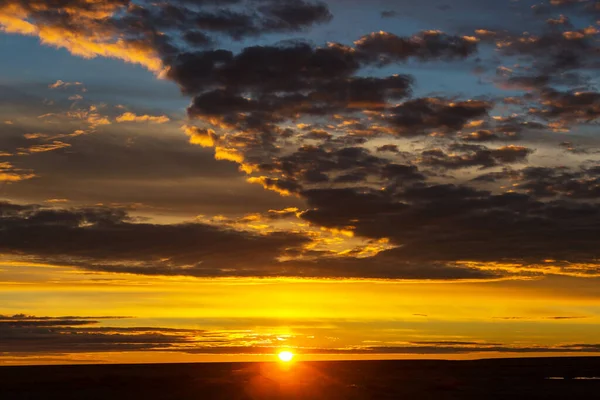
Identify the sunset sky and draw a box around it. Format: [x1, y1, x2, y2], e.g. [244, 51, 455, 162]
[2, 0, 600, 365]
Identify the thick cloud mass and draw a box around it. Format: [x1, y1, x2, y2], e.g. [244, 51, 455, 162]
[0, 201, 499, 279]
[0, 202, 310, 277]
[302, 185, 600, 267]
[384, 98, 492, 135]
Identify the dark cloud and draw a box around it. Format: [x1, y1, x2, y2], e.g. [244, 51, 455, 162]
[515, 166, 600, 199]
[460, 130, 501, 142]
[354, 30, 478, 65]
[184, 73, 413, 137]
[376, 144, 400, 153]
[337, 344, 600, 354]
[410, 341, 503, 346]
[299, 182, 600, 270]
[419, 145, 533, 170]
[383, 98, 492, 136]
[0, 199, 498, 280]
[0, 201, 308, 277]
[0, 314, 209, 354]
[182, 30, 213, 47]
[470, 1, 600, 96]
[382, 164, 426, 182]
[282, 250, 497, 280]
[472, 164, 600, 200]
[532, 88, 600, 125]
[165, 29, 482, 142]
[258, 0, 332, 30]
[193, 10, 257, 39]
[500, 75, 552, 91]
[187, 1, 332, 40]
[167, 29, 475, 98]
[471, 168, 520, 183]
[167, 42, 363, 97]
[489, 6, 600, 92]
[559, 141, 600, 155]
[498, 30, 596, 73]
[253, 145, 424, 194]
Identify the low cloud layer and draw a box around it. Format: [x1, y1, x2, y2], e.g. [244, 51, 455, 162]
[2, 314, 600, 357]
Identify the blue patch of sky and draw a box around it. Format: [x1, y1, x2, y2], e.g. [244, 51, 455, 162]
[0, 35, 187, 113]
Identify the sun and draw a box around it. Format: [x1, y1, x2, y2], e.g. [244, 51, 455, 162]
[278, 351, 294, 362]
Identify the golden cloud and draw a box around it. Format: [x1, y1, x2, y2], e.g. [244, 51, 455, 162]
[0, 162, 35, 182]
[116, 112, 170, 124]
[0, 3, 164, 73]
[183, 125, 218, 147]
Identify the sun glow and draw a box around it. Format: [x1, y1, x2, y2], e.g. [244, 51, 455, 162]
[278, 351, 294, 362]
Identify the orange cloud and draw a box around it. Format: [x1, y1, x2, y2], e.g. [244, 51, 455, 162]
[23, 133, 49, 140]
[213, 147, 256, 174]
[45, 199, 69, 204]
[116, 112, 170, 124]
[0, 162, 35, 182]
[18, 141, 71, 154]
[246, 177, 295, 197]
[183, 125, 218, 147]
[62, 105, 110, 128]
[0, 3, 164, 73]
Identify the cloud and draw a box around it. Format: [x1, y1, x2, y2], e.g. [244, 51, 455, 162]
[0, 162, 36, 182]
[494, 315, 588, 320]
[0, 201, 311, 278]
[45, 199, 70, 204]
[167, 42, 362, 96]
[183, 125, 218, 147]
[116, 112, 170, 124]
[531, 88, 600, 126]
[497, 29, 597, 73]
[0, 314, 128, 327]
[0, 198, 533, 280]
[17, 141, 71, 155]
[0, 314, 208, 354]
[419, 145, 533, 170]
[376, 144, 400, 153]
[512, 166, 600, 199]
[258, 0, 332, 30]
[246, 176, 301, 197]
[298, 182, 600, 274]
[380, 10, 397, 18]
[383, 98, 492, 136]
[183, 0, 332, 40]
[48, 80, 86, 91]
[0, 0, 164, 72]
[487, 4, 600, 92]
[354, 30, 478, 65]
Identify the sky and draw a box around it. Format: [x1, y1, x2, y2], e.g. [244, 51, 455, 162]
[1, 0, 600, 365]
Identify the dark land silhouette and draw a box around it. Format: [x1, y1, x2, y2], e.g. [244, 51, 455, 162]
[1, 357, 599, 399]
